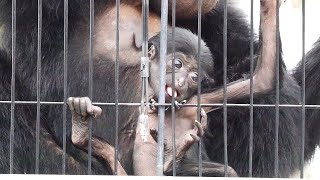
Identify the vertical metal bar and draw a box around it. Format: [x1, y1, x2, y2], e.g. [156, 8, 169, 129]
[300, 0, 306, 178]
[157, 0, 168, 176]
[88, 0, 94, 175]
[142, 0, 149, 57]
[139, 0, 149, 143]
[114, 0, 120, 175]
[10, 0, 17, 174]
[248, 0, 254, 177]
[197, 0, 203, 177]
[62, 0, 68, 174]
[274, 0, 280, 177]
[171, 0, 177, 176]
[223, 0, 229, 177]
[35, 0, 42, 174]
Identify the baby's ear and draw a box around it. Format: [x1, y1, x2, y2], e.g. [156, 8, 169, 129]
[202, 74, 216, 88]
[148, 43, 156, 60]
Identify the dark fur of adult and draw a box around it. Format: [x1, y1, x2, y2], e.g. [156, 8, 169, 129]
[294, 38, 320, 159]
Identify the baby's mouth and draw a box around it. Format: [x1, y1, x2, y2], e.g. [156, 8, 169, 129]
[166, 85, 179, 98]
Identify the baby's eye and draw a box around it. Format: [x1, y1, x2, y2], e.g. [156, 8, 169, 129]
[190, 72, 198, 82]
[174, 58, 183, 69]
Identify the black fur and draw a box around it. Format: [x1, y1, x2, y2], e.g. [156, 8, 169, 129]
[294, 38, 320, 161]
[0, 0, 319, 177]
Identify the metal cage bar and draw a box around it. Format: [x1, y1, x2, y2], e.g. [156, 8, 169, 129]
[274, 0, 280, 177]
[142, 0, 149, 58]
[87, 0, 94, 174]
[35, 0, 42, 174]
[9, 0, 17, 174]
[223, 0, 229, 177]
[2, 100, 320, 108]
[249, 0, 254, 177]
[300, 0, 306, 178]
[157, 0, 169, 175]
[114, 0, 120, 175]
[62, 0, 68, 174]
[197, 0, 203, 176]
[170, 0, 177, 176]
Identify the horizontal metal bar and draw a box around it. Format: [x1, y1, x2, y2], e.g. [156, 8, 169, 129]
[1, 100, 320, 108]
[0, 101, 66, 105]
